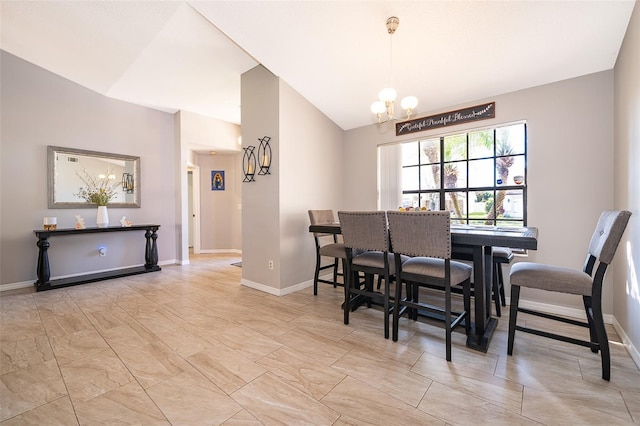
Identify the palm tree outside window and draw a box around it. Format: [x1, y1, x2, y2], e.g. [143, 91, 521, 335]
[379, 122, 527, 228]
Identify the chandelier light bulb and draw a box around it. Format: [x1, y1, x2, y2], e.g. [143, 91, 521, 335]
[401, 96, 418, 113]
[371, 101, 386, 115]
[379, 87, 397, 103]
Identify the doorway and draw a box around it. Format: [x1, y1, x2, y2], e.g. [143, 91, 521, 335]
[187, 165, 201, 256]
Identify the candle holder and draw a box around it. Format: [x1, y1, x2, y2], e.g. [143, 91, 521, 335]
[122, 173, 134, 193]
[242, 146, 257, 182]
[257, 136, 272, 175]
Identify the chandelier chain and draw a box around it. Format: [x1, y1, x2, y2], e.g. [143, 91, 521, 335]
[371, 16, 418, 124]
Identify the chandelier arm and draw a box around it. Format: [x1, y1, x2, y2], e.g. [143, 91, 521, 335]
[371, 16, 418, 123]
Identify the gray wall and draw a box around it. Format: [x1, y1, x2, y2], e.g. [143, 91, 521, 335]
[240, 65, 344, 294]
[197, 153, 242, 252]
[278, 75, 345, 289]
[240, 65, 281, 291]
[613, 2, 640, 363]
[0, 50, 177, 287]
[344, 70, 617, 315]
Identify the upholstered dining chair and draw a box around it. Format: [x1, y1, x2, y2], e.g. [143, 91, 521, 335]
[308, 210, 346, 295]
[508, 210, 632, 380]
[387, 210, 472, 361]
[338, 210, 405, 339]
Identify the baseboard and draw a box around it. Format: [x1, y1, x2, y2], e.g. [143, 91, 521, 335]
[240, 278, 313, 296]
[612, 317, 640, 370]
[0, 260, 179, 292]
[198, 249, 242, 254]
[0, 280, 34, 292]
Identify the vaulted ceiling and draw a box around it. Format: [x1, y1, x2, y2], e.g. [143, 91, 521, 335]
[1, 1, 635, 141]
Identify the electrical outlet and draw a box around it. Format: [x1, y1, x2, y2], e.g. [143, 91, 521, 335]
[268, 260, 274, 270]
[98, 246, 106, 257]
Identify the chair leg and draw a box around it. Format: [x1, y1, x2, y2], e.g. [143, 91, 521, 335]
[383, 274, 390, 340]
[392, 276, 403, 342]
[463, 279, 471, 337]
[498, 264, 507, 306]
[332, 259, 339, 288]
[445, 279, 452, 362]
[507, 284, 520, 355]
[412, 282, 419, 320]
[583, 296, 599, 353]
[492, 262, 502, 317]
[343, 262, 352, 325]
[313, 252, 321, 296]
[589, 295, 611, 381]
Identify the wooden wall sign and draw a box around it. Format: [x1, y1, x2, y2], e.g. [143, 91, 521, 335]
[395, 102, 495, 136]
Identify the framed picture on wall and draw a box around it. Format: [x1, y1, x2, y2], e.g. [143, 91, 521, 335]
[211, 170, 225, 191]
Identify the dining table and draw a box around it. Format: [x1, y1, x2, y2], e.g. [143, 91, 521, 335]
[308, 221, 538, 352]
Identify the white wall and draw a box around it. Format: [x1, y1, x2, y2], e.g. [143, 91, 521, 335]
[240, 65, 281, 290]
[180, 111, 241, 154]
[613, 2, 640, 364]
[278, 79, 345, 288]
[196, 153, 242, 252]
[344, 71, 617, 314]
[0, 50, 177, 287]
[240, 65, 344, 294]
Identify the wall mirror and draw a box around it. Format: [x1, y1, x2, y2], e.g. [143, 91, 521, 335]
[48, 146, 141, 208]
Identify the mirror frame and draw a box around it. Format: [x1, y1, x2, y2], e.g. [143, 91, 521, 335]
[47, 146, 141, 209]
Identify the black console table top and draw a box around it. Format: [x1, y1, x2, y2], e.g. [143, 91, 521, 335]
[34, 224, 161, 291]
[34, 224, 160, 237]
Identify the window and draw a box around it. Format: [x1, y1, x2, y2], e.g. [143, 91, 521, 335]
[379, 122, 527, 227]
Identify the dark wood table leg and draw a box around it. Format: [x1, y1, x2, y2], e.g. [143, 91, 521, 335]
[35, 236, 51, 289]
[466, 245, 497, 352]
[144, 227, 161, 271]
[484, 245, 494, 325]
[145, 229, 152, 268]
[150, 228, 159, 267]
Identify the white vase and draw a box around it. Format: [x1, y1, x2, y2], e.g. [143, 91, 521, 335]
[96, 206, 109, 228]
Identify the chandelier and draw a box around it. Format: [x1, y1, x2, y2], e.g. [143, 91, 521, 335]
[370, 16, 418, 123]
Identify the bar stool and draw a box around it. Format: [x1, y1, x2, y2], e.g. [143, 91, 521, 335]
[308, 210, 346, 295]
[338, 211, 406, 339]
[508, 210, 631, 381]
[387, 210, 472, 361]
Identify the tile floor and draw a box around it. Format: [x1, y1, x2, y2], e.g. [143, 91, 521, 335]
[1, 253, 639, 425]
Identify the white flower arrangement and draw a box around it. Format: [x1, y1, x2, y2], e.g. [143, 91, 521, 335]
[75, 169, 120, 206]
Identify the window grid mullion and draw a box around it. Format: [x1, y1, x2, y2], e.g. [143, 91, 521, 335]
[398, 124, 526, 227]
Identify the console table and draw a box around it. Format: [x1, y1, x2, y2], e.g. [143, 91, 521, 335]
[34, 224, 161, 291]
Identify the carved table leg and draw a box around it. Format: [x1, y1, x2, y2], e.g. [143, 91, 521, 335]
[145, 229, 152, 268]
[144, 228, 159, 269]
[36, 237, 51, 289]
[151, 230, 159, 266]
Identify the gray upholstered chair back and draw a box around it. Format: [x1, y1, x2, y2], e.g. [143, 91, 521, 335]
[308, 209, 336, 237]
[337, 211, 388, 252]
[587, 210, 632, 265]
[387, 211, 452, 259]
